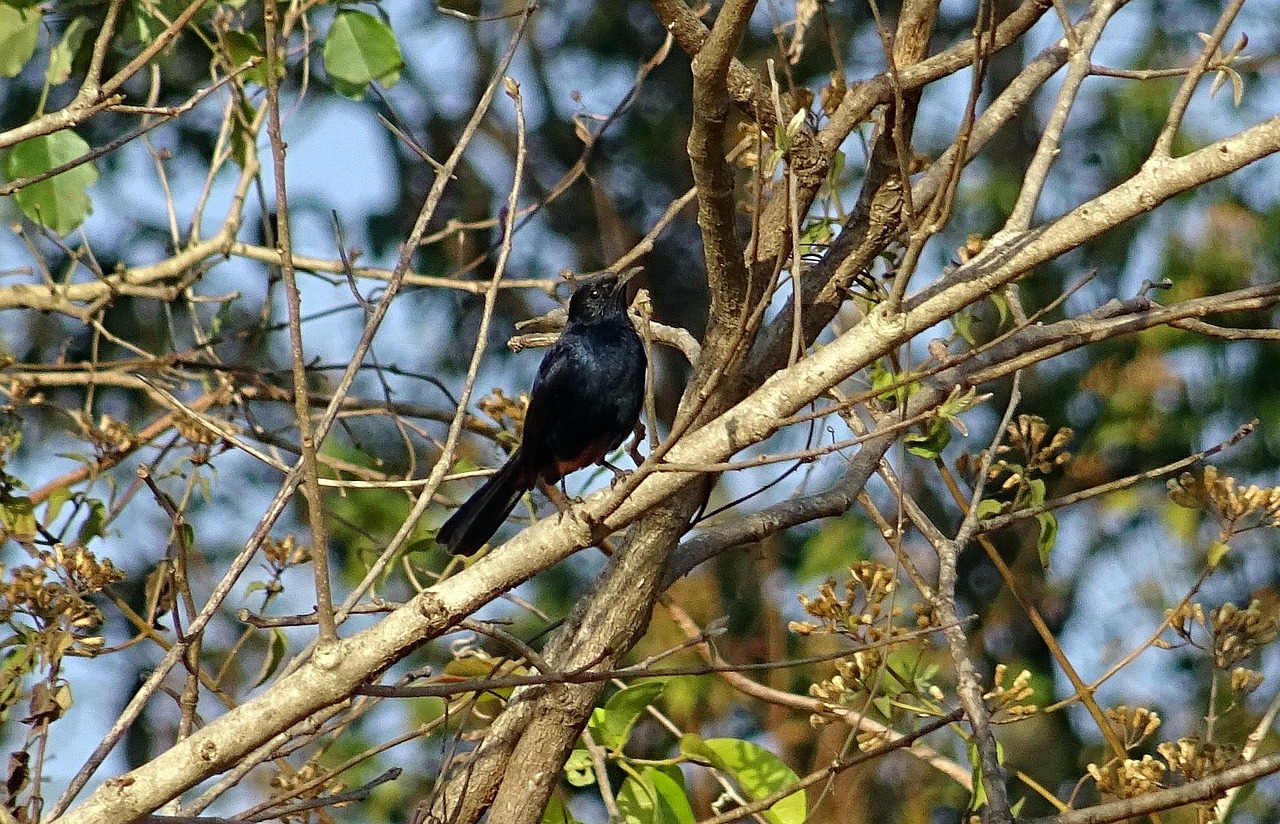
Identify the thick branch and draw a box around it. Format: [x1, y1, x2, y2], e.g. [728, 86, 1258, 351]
[669, 281, 1280, 583]
[648, 0, 779, 130]
[743, 0, 1067, 398]
[686, 0, 757, 374]
[416, 498, 702, 824]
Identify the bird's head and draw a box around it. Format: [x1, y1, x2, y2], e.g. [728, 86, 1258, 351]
[568, 267, 639, 324]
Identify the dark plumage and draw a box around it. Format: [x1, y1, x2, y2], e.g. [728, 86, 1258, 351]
[437, 274, 646, 556]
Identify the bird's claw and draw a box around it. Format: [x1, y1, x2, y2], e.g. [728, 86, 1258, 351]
[600, 459, 630, 488]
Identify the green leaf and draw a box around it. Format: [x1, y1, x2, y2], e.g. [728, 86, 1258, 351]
[253, 628, 288, 687]
[678, 732, 714, 761]
[1206, 539, 1230, 568]
[45, 15, 90, 85]
[785, 107, 807, 137]
[563, 748, 595, 787]
[404, 537, 437, 556]
[223, 29, 269, 87]
[966, 738, 1007, 813]
[953, 309, 976, 345]
[647, 768, 694, 824]
[823, 148, 845, 191]
[0, 3, 41, 77]
[798, 218, 833, 250]
[968, 738, 986, 810]
[0, 494, 36, 540]
[229, 96, 258, 170]
[540, 793, 582, 824]
[616, 767, 694, 824]
[44, 486, 72, 526]
[905, 418, 951, 459]
[6, 131, 98, 234]
[975, 498, 1004, 519]
[323, 10, 404, 100]
[588, 681, 665, 751]
[989, 292, 1010, 327]
[210, 298, 235, 336]
[76, 497, 107, 544]
[797, 517, 868, 581]
[1036, 511, 1058, 568]
[701, 738, 805, 824]
[869, 361, 919, 407]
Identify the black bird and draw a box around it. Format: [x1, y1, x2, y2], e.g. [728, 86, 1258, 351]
[437, 273, 647, 556]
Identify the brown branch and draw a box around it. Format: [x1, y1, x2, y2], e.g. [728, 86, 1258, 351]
[978, 419, 1258, 533]
[941, 374, 1024, 824]
[822, 0, 1053, 154]
[1004, 0, 1122, 232]
[648, 0, 780, 131]
[1169, 317, 1280, 340]
[0, 0, 205, 151]
[743, 0, 1064, 398]
[661, 600, 973, 790]
[263, 0, 335, 643]
[51, 2, 543, 819]
[507, 289, 702, 364]
[1021, 751, 1280, 824]
[22, 390, 224, 507]
[1152, 0, 1246, 157]
[667, 283, 1278, 586]
[228, 243, 562, 292]
[693, 711, 966, 824]
[687, 0, 757, 351]
[0, 70, 248, 198]
[360, 638, 930, 699]
[0, 148, 260, 320]
[141, 769, 401, 824]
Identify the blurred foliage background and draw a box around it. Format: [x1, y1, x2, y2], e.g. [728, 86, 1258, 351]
[1, 0, 1279, 821]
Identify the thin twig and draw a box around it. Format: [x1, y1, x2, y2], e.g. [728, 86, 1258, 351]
[935, 373, 1023, 823]
[978, 420, 1257, 533]
[1022, 750, 1280, 824]
[1152, 0, 1246, 157]
[263, 0, 335, 643]
[1002, 0, 1121, 233]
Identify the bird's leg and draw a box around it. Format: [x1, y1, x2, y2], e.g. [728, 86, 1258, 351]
[599, 458, 629, 488]
[542, 481, 568, 508]
[540, 479, 582, 524]
[541, 481, 604, 546]
[627, 422, 646, 466]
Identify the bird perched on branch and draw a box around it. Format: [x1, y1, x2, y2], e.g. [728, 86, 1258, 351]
[437, 272, 647, 556]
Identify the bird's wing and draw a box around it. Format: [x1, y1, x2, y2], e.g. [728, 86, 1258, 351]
[521, 334, 580, 462]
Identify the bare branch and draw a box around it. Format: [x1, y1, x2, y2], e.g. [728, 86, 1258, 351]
[1022, 750, 1280, 824]
[1002, 0, 1122, 233]
[1153, 0, 1247, 156]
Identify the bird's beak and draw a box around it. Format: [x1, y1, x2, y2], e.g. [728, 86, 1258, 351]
[614, 266, 643, 291]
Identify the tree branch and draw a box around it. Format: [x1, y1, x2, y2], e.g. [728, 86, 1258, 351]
[1022, 750, 1280, 824]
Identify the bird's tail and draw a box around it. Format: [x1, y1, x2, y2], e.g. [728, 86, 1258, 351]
[437, 452, 532, 556]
